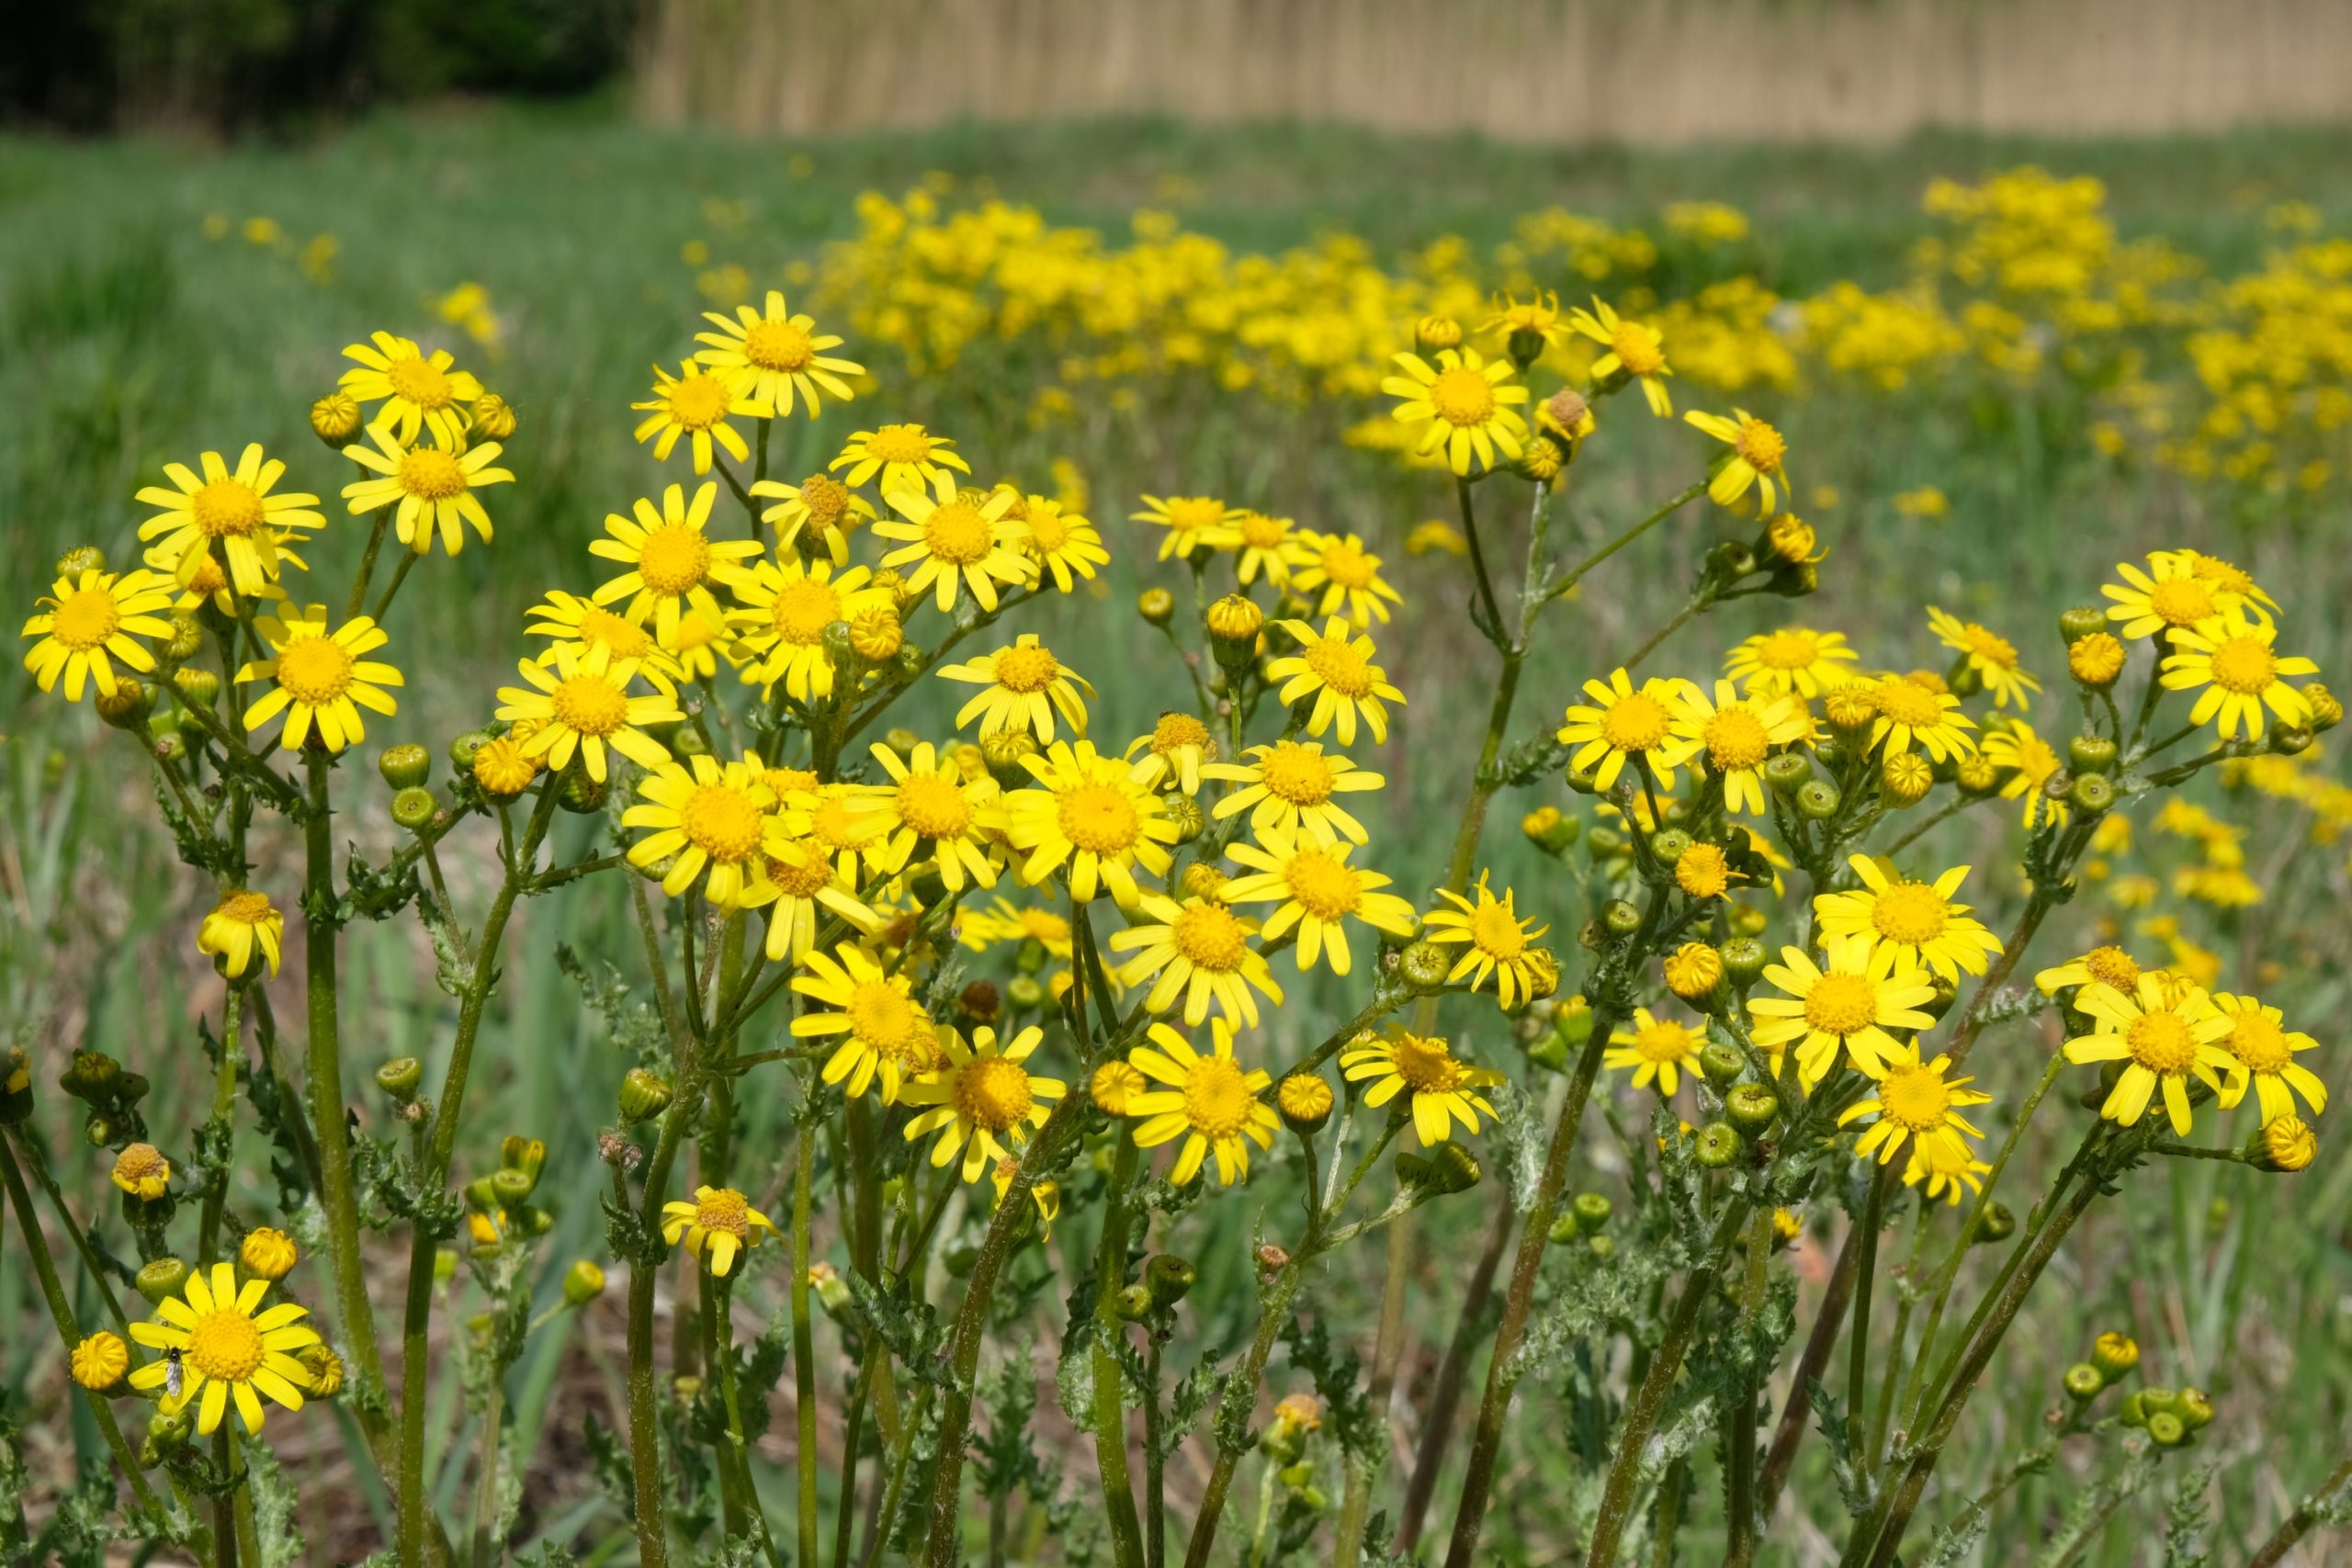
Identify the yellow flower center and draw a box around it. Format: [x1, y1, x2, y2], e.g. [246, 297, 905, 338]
[1870, 883, 1950, 945]
[897, 773, 972, 840]
[575, 607, 653, 658]
[1162, 497, 1227, 533]
[922, 502, 994, 566]
[636, 524, 712, 596]
[1633, 1021, 1691, 1064]
[1599, 691, 1672, 752]
[387, 355, 455, 410]
[1018, 909, 1071, 942]
[1302, 635, 1375, 698]
[1057, 783, 1142, 856]
[2225, 1010, 2290, 1073]
[1703, 707, 1772, 770]
[695, 1188, 751, 1237]
[1468, 900, 1527, 960]
[1258, 743, 1336, 805]
[117, 1144, 168, 1183]
[847, 979, 917, 1047]
[794, 473, 849, 526]
[1734, 418, 1787, 473]
[191, 479, 265, 537]
[666, 374, 732, 431]
[765, 850, 833, 897]
[218, 891, 274, 925]
[50, 587, 122, 651]
[1283, 848, 1363, 919]
[550, 673, 630, 736]
[1427, 365, 1498, 427]
[2206, 636, 2277, 694]
[1171, 902, 1250, 971]
[1803, 972, 1879, 1036]
[862, 424, 934, 465]
[743, 318, 815, 371]
[1871, 681, 1943, 729]
[768, 578, 842, 645]
[1153, 712, 1210, 755]
[1024, 505, 1070, 552]
[1390, 1033, 1465, 1093]
[187, 1309, 266, 1382]
[1317, 539, 1375, 589]
[276, 636, 356, 705]
[955, 1055, 1034, 1132]
[2146, 577, 2216, 627]
[187, 555, 229, 596]
[2125, 1010, 2198, 1074]
[2083, 946, 2141, 989]
[398, 446, 466, 501]
[1754, 629, 1823, 670]
[810, 794, 867, 849]
[1960, 624, 2019, 670]
[681, 784, 765, 863]
[2188, 554, 2255, 595]
[993, 643, 1060, 694]
[1238, 513, 1288, 549]
[1611, 322, 1666, 377]
[1180, 1055, 1253, 1136]
[1878, 1062, 1952, 1130]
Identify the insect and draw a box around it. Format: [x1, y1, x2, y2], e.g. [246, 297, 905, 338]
[164, 1347, 185, 1402]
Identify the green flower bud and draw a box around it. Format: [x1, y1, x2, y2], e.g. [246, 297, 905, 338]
[1698, 1041, 1746, 1089]
[2146, 1410, 2188, 1448]
[1726, 1082, 1780, 1134]
[2270, 726, 2314, 757]
[1164, 793, 1207, 845]
[1563, 761, 1603, 796]
[434, 1247, 458, 1282]
[1719, 938, 1768, 986]
[562, 1259, 606, 1305]
[379, 742, 432, 790]
[2066, 735, 2117, 774]
[2070, 773, 2115, 814]
[2057, 605, 2108, 643]
[1587, 1233, 1616, 1260]
[390, 787, 438, 832]
[1136, 588, 1175, 627]
[449, 730, 492, 770]
[490, 1168, 536, 1210]
[135, 1257, 190, 1306]
[1762, 751, 1813, 797]
[1424, 1144, 1481, 1195]
[0, 1047, 30, 1126]
[560, 770, 610, 814]
[1796, 780, 1841, 821]
[1602, 899, 1643, 938]
[61, 1051, 122, 1103]
[1571, 1192, 1613, 1234]
[2063, 1363, 2106, 1402]
[376, 1056, 424, 1100]
[1116, 1284, 1156, 1322]
[1547, 1210, 1581, 1245]
[672, 722, 711, 758]
[1649, 828, 1690, 864]
[1692, 1122, 1744, 1168]
[164, 614, 204, 663]
[1005, 974, 1047, 1011]
[96, 679, 154, 730]
[2090, 1331, 2139, 1382]
[1972, 1201, 2016, 1246]
[1397, 941, 1452, 995]
[1146, 1254, 1197, 1308]
[2176, 1388, 2213, 1430]
[619, 1068, 673, 1124]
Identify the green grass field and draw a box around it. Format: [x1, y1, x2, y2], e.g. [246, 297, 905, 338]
[4, 105, 2349, 1563]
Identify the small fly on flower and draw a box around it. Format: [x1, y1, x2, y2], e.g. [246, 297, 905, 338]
[164, 1345, 185, 1402]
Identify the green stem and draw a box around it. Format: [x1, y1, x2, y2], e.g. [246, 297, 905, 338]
[466, 1361, 504, 1568]
[347, 513, 391, 621]
[197, 984, 245, 1266]
[1845, 1163, 1894, 1483]
[1143, 1336, 1168, 1568]
[2246, 1453, 2352, 1568]
[1543, 480, 1705, 603]
[1090, 1136, 1148, 1568]
[793, 1124, 820, 1568]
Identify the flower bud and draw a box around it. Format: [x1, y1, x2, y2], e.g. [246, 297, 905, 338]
[1726, 1082, 1779, 1134]
[390, 786, 438, 832]
[1116, 1284, 1156, 1322]
[1005, 974, 1047, 1011]
[2090, 1331, 2140, 1382]
[1137, 588, 1175, 627]
[310, 391, 364, 446]
[1796, 780, 1841, 821]
[1423, 1143, 1482, 1195]
[163, 613, 205, 663]
[142, 1404, 194, 1462]
[501, 1134, 547, 1180]
[2057, 605, 2109, 643]
[0, 1047, 31, 1125]
[2176, 1387, 2213, 1430]
[1414, 315, 1462, 352]
[1602, 899, 1643, 938]
[2070, 773, 2115, 814]
[379, 742, 432, 790]
[449, 729, 492, 770]
[2067, 735, 2117, 775]
[2063, 1363, 2106, 1403]
[2147, 1410, 2188, 1448]
[1663, 942, 1724, 1002]
[2248, 1113, 2315, 1172]
[1396, 941, 1452, 994]
[1971, 1201, 2016, 1246]
[1719, 938, 1768, 986]
[470, 393, 517, 441]
[2069, 632, 2125, 688]
[1206, 592, 1263, 650]
[1514, 435, 1565, 484]
[1954, 756, 1999, 796]
[96, 679, 154, 730]
[1550, 996, 1595, 1046]
[61, 1050, 122, 1103]
[619, 1067, 673, 1124]
[1764, 513, 1818, 564]
[1164, 793, 1206, 844]
[1881, 752, 1933, 806]
[1526, 1032, 1566, 1072]
[240, 1226, 300, 1281]
[1649, 828, 1691, 865]
[70, 1331, 130, 1392]
[135, 1257, 190, 1306]
[1692, 1122, 1744, 1168]
[2304, 682, 2343, 731]
[1698, 1042, 1746, 1089]
[55, 545, 107, 576]
[1521, 806, 1579, 855]
[1146, 1254, 1197, 1308]
[563, 1259, 607, 1305]
[1277, 1072, 1333, 1134]
[560, 769, 610, 814]
[1770, 562, 1819, 599]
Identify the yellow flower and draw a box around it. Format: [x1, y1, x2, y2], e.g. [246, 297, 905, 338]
[341, 423, 513, 556]
[2210, 993, 2325, 1123]
[1904, 1137, 1991, 1207]
[1748, 934, 1939, 1086]
[494, 643, 680, 784]
[1557, 669, 1695, 793]
[1136, 711, 1216, 796]
[1421, 874, 1550, 1010]
[939, 635, 1094, 742]
[2036, 944, 2145, 997]
[793, 943, 941, 1105]
[591, 482, 762, 646]
[21, 566, 175, 703]
[958, 897, 1074, 960]
[1339, 1029, 1503, 1146]
[338, 332, 482, 446]
[1382, 346, 1531, 475]
[2104, 552, 2251, 643]
[1604, 1007, 1705, 1096]
[742, 834, 886, 964]
[661, 1186, 778, 1277]
[235, 604, 403, 754]
[2159, 605, 2318, 739]
[1685, 408, 1792, 514]
[1006, 739, 1179, 908]
[875, 485, 1029, 615]
[1405, 520, 1468, 558]
[1927, 606, 2041, 711]
[865, 739, 1006, 895]
[1133, 494, 1246, 561]
[831, 423, 969, 500]
[1668, 680, 1806, 815]
[1091, 1059, 1148, 1115]
[1838, 1047, 1992, 1170]
[239, 1227, 299, 1282]
[1227, 510, 1307, 587]
[1865, 675, 1977, 762]
[1204, 741, 1383, 848]
[1663, 942, 1724, 1001]
[129, 1260, 321, 1434]
[1982, 718, 2070, 829]
[793, 782, 894, 885]
[1291, 530, 1403, 628]
[1724, 626, 1860, 699]
[726, 555, 892, 702]
[137, 445, 323, 596]
[989, 1156, 1059, 1237]
[198, 890, 285, 978]
[1481, 290, 1568, 353]
[1568, 298, 1674, 415]
[70, 1331, 130, 1391]
[1124, 1020, 1279, 1186]
[1675, 841, 1732, 900]
[1112, 895, 1283, 1028]
[2062, 974, 2233, 1135]
[693, 290, 864, 415]
[2168, 547, 2277, 613]
[151, 542, 290, 618]
[1010, 494, 1110, 592]
[1220, 827, 1417, 977]
[633, 361, 768, 475]
[111, 1143, 172, 1200]
[623, 755, 779, 906]
[1813, 856, 2003, 982]
[523, 592, 680, 692]
[1265, 616, 1404, 747]
[901, 1025, 1066, 1183]
[749, 472, 875, 565]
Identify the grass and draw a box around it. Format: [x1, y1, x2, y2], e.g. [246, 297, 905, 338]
[2, 103, 2349, 1563]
